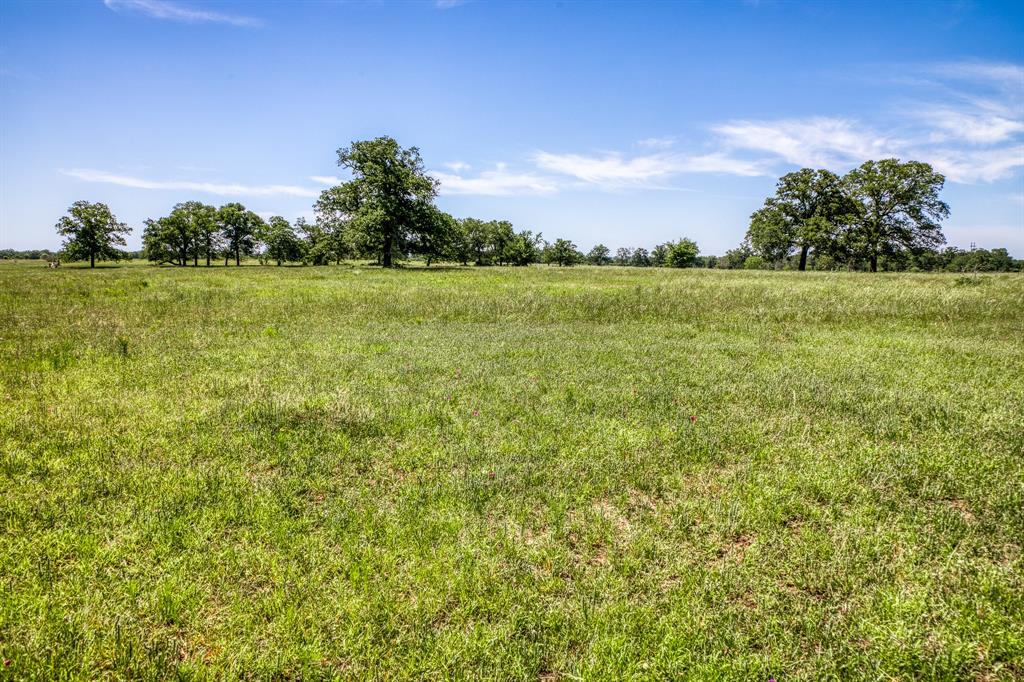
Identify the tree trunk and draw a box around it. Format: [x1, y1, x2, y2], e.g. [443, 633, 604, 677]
[235, 245, 240, 266]
[206, 237, 212, 266]
[798, 245, 809, 271]
[382, 232, 393, 268]
[90, 251, 95, 268]
[225, 254, 229, 267]
[194, 254, 198, 267]
[870, 253, 878, 272]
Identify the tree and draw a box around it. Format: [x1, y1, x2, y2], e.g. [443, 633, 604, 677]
[717, 244, 753, 269]
[262, 216, 306, 265]
[142, 215, 190, 266]
[651, 243, 669, 267]
[318, 137, 440, 268]
[544, 239, 582, 266]
[664, 238, 699, 268]
[218, 203, 264, 266]
[587, 244, 611, 265]
[445, 219, 474, 265]
[411, 207, 457, 266]
[747, 169, 850, 271]
[463, 217, 493, 265]
[630, 248, 652, 267]
[841, 159, 949, 272]
[55, 201, 131, 268]
[489, 220, 516, 265]
[173, 201, 218, 266]
[503, 229, 543, 266]
[615, 247, 633, 266]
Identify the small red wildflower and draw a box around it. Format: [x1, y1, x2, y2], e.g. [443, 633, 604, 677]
[689, 415, 697, 423]
[472, 409, 479, 417]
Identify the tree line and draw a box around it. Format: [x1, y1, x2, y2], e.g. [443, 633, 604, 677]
[732, 161, 1021, 272]
[41, 137, 1021, 272]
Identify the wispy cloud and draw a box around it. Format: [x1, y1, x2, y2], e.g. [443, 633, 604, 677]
[435, 0, 468, 9]
[918, 107, 1024, 144]
[533, 151, 682, 185]
[714, 117, 897, 168]
[103, 0, 261, 27]
[927, 61, 1024, 91]
[431, 164, 559, 196]
[309, 175, 341, 185]
[62, 168, 318, 197]
[532, 149, 768, 188]
[635, 136, 677, 149]
[923, 145, 1024, 183]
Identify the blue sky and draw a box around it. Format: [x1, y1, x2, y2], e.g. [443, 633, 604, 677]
[2, 0, 1022, 255]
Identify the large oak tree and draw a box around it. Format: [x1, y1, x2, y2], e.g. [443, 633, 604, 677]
[842, 159, 949, 272]
[55, 201, 131, 268]
[747, 168, 851, 271]
[317, 137, 440, 267]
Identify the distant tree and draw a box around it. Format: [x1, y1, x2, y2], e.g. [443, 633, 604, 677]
[262, 216, 306, 265]
[630, 248, 652, 267]
[413, 207, 458, 266]
[503, 229, 543, 266]
[173, 201, 218, 266]
[445, 219, 474, 265]
[463, 218, 493, 265]
[651, 243, 669, 267]
[142, 214, 191, 266]
[544, 238, 582, 266]
[743, 255, 766, 270]
[615, 247, 633, 265]
[664, 238, 699, 268]
[945, 247, 1017, 272]
[717, 244, 752, 269]
[841, 159, 949, 272]
[218, 203, 264, 266]
[489, 220, 516, 265]
[318, 137, 439, 267]
[587, 244, 611, 265]
[55, 201, 131, 268]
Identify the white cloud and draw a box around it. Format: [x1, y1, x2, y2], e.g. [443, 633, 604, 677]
[431, 165, 559, 196]
[103, 0, 261, 27]
[923, 145, 1024, 183]
[714, 117, 896, 168]
[444, 161, 471, 172]
[435, 0, 467, 8]
[673, 153, 770, 177]
[62, 168, 319, 197]
[636, 136, 677, 149]
[309, 175, 341, 185]
[919, 108, 1024, 144]
[533, 151, 681, 185]
[532, 149, 769, 187]
[927, 61, 1024, 91]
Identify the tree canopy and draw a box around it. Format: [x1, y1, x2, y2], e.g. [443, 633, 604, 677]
[317, 137, 440, 267]
[747, 168, 850, 270]
[55, 201, 131, 268]
[841, 159, 949, 272]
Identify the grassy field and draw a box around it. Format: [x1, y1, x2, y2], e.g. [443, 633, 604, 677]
[1, 261, 1022, 680]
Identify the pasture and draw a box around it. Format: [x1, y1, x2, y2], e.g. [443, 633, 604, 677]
[1, 262, 1022, 679]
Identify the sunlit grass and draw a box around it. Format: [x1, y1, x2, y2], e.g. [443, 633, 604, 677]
[1, 261, 1022, 679]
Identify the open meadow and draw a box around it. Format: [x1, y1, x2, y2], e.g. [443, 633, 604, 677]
[1, 262, 1023, 680]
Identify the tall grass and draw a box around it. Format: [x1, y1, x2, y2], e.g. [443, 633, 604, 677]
[1, 262, 1022, 679]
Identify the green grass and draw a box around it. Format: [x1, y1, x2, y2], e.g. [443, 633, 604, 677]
[1, 261, 1022, 680]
